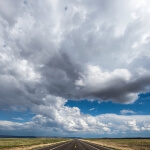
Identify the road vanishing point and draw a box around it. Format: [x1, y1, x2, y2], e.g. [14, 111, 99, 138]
[37, 139, 113, 150]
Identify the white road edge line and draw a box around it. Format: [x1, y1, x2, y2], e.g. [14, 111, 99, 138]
[49, 141, 71, 150]
[80, 141, 99, 150]
[80, 140, 112, 150]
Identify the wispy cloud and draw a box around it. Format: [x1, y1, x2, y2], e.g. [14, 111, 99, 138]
[89, 108, 95, 111]
[120, 109, 136, 115]
[12, 117, 24, 121]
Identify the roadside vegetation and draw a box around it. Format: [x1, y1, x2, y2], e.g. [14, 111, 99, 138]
[84, 138, 150, 150]
[0, 138, 69, 149]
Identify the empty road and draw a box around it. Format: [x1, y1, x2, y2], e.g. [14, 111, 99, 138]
[37, 139, 113, 150]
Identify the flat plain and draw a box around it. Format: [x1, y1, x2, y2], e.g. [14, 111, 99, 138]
[85, 138, 150, 150]
[0, 138, 150, 150]
[0, 138, 68, 150]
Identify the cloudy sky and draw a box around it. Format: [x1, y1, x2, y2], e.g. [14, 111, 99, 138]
[0, 0, 150, 137]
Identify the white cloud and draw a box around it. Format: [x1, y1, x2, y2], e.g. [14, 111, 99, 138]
[120, 109, 136, 115]
[141, 123, 150, 131]
[27, 96, 150, 136]
[12, 117, 24, 121]
[1, 104, 150, 136]
[0, 94, 150, 136]
[0, 120, 31, 131]
[76, 65, 131, 88]
[89, 108, 95, 111]
[125, 120, 140, 131]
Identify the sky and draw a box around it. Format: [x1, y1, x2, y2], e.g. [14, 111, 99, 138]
[0, 0, 150, 138]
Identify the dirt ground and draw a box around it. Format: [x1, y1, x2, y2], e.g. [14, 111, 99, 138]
[1, 140, 68, 150]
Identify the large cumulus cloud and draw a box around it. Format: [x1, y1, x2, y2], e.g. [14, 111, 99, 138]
[1, 0, 150, 104]
[0, 95, 150, 137]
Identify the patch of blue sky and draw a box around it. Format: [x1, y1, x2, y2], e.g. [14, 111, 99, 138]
[0, 109, 35, 123]
[65, 92, 150, 116]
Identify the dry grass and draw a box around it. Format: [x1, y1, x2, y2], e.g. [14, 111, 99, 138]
[83, 138, 150, 150]
[0, 138, 69, 150]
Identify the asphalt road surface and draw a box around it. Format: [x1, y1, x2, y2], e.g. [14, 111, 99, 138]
[37, 139, 113, 150]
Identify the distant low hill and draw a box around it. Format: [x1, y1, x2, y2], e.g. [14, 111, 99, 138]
[0, 135, 78, 138]
[0, 135, 37, 138]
